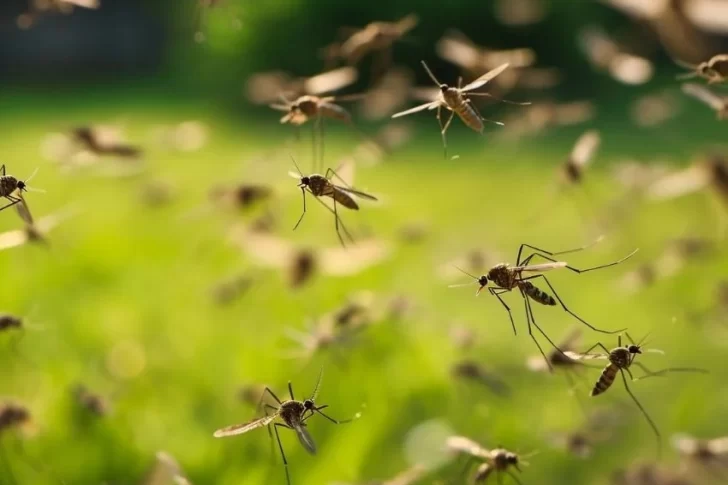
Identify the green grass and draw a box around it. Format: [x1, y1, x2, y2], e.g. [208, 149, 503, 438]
[0, 91, 726, 485]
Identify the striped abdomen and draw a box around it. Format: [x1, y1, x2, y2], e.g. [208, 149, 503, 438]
[591, 364, 618, 396]
[328, 187, 359, 210]
[443, 90, 484, 133]
[519, 281, 556, 306]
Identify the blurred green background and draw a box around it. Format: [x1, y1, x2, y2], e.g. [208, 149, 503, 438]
[0, 1, 727, 484]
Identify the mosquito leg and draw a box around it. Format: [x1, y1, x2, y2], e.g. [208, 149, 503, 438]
[273, 424, 291, 485]
[314, 407, 353, 424]
[288, 382, 295, 401]
[440, 109, 455, 160]
[435, 105, 446, 160]
[310, 193, 355, 243]
[0, 165, 5, 176]
[0, 196, 21, 213]
[293, 188, 307, 231]
[507, 470, 524, 485]
[620, 369, 661, 456]
[631, 362, 708, 380]
[524, 292, 573, 364]
[332, 199, 346, 248]
[262, 387, 284, 406]
[521, 290, 552, 372]
[528, 274, 625, 334]
[517, 246, 638, 273]
[515, 241, 603, 265]
[468, 100, 503, 128]
[489, 287, 517, 335]
[325, 167, 354, 190]
[581, 341, 611, 356]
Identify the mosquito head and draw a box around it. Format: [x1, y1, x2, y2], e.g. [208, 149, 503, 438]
[299, 176, 310, 187]
[478, 275, 488, 287]
[17, 180, 27, 192]
[506, 452, 520, 467]
[627, 344, 642, 355]
[303, 399, 315, 411]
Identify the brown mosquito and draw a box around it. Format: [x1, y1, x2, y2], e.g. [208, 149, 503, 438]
[568, 332, 708, 455]
[676, 55, 728, 84]
[72, 384, 110, 417]
[71, 126, 142, 159]
[561, 130, 601, 185]
[0, 166, 42, 214]
[450, 240, 638, 370]
[451, 360, 511, 397]
[213, 369, 353, 485]
[648, 153, 728, 210]
[338, 14, 419, 72]
[392, 61, 522, 158]
[446, 436, 533, 485]
[578, 26, 653, 85]
[209, 184, 273, 211]
[681, 83, 727, 120]
[288, 158, 377, 246]
[547, 407, 627, 459]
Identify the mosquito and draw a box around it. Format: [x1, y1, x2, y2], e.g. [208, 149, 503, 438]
[0, 165, 42, 215]
[681, 83, 727, 120]
[288, 158, 377, 246]
[446, 436, 533, 485]
[450, 239, 638, 370]
[672, 433, 728, 476]
[141, 451, 191, 485]
[392, 61, 526, 158]
[213, 369, 354, 485]
[451, 360, 511, 397]
[568, 332, 708, 455]
[560, 130, 601, 186]
[338, 14, 419, 74]
[72, 384, 110, 417]
[676, 55, 728, 84]
[71, 126, 142, 159]
[0, 205, 77, 252]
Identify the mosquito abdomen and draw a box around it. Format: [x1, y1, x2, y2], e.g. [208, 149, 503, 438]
[332, 190, 359, 210]
[520, 281, 557, 306]
[320, 103, 352, 123]
[591, 364, 618, 396]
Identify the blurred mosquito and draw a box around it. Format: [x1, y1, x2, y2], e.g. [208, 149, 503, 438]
[71, 126, 142, 159]
[676, 55, 728, 84]
[209, 184, 273, 211]
[0, 205, 77, 252]
[681, 83, 727, 120]
[392, 61, 527, 158]
[0, 165, 42, 214]
[141, 451, 192, 485]
[648, 154, 728, 212]
[288, 158, 377, 246]
[450, 239, 638, 370]
[578, 26, 653, 85]
[446, 436, 534, 485]
[330, 464, 427, 485]
[561, 130, 601, 186]
[451, 360, 511, 397]
[213, 369, 354, 485]
[72, 384, 110, 417]
[672, 433, 728, 476]
[547, 408, 625, 459]
[567, 332, 708, 455]
[209, 274, 253, 306]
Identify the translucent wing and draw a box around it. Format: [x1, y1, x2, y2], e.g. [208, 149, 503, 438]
[394, 13, 419, 35]
[36, 206, 79, 234]
[61, 0, 100, 8]
[320, 239, 392, 276]
[15, 197, 34, 226]
[517, 262, 568, 272]
[293, 423, 317, 454]
[303, 67, 358, 95]
[559, 327, 583, 351]
[708, 437, 728, 454]
[334, 185, 378, 201]
[684, 0, 728, 35]
[446, 436, 490, 458]
[436, 34, 482, 70]
[0, 230, 29, 251]
[563, 350, 608, 361]
[142, 451, 189, 485]
[682, 83, 725, 111]
[213, 414, 276, 438]
[230, 226, 296, 269]
[570, 130, 601, 169]
[289, 171, 302, 180]
[333, 157, 356, 187]
[391, 101, 440, 118]
[647, 166, 711, 201]
[460, 63, 509, 92]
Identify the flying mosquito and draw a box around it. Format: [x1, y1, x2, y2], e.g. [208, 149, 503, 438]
[288, 158, 377, 246]
[446, 436, 533, 485]
[451, 360, 511, 397]
[526, 327, 584, 374]
[0, 166, 42, 215]
[141, 451, 192, 485]
[567, 332, 708, 454]
[72, 384, 110, 417]
[450, 240, 638, 370]
[560, 130, 601, 186]
[213, 369, 354, 485]
[71, 126, 143, 159]
[681, 83, 727, 120]
[392, 61, 525, 157]
[0, 205, 77, 252]
[672, 433, 728, 474]
[648, 153, 728, 210]
[338, 14, 419, 74]
[676, 55, 728, 84]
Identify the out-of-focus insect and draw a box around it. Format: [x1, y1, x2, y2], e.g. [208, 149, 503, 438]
[230, 225, 391, 288]
[631, 90, 681, 128]
[498, 101, 595, 140]
[17, 0, 99, 29]
[568, 333, 708, 454]
[149, 121, 208, 153]
[526, 327, 584, 374]
[140, 180, 176, 208]
[238, 383, 273, 408]
[246, 67, 358, 106]
[672, 433, 728, 475]
[72, 384, 110, 417]
[71, 126, 142, 158]
[194, 0, 242, 43]
[0, 205, 77, 252]
[330, 464, 427, 485]
[547, 408, 626, 459]
[648, 154, 728, 210]
[681, 83, 727, 120]
[353, 122, 414, 166]
[561, 130, 601, 185]
[494, 0, 547, 26]
[579, 26, 654, 85]
[0, 166, 42, 214]
[392, 61, 521, 158]
[450, 240, 638, 370]
[676, 54, 728, 84]
[208, 183, 274, 212]
[213, 369, 354, 485]
[446, 436, 533, 485]
[358, 67, 414, 121]
[451, 360, 511, 397]
[141, 451, 192, 485]
[339, 14, 419, 70]
[0, 402, 33, 484]
[611, 461, 691, 485]
[288, 158, 377, 246]
[210, 274, 253, 306]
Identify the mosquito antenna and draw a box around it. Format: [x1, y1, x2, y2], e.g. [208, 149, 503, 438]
[289, 154, 304, 177]
[24, 168, 39, 184]
[310, 366, 324, 402]
[468, 92, 532, 106]
[673, 58, 698, 70]
[676, 72, 699, 80]
[453, 265, 478, 280]
[420, 60, 442, 87]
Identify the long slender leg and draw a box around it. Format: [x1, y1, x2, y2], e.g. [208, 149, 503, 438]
[288, 382, 295, 401]
[0, 196, 21, 213]
[309, 193, 355, 242]
[524, 292, 574, 364]
[521, 289, 552, 372]
[515, 240, 604, 265]
[516, 244, 638, 273]
[631, 362, 708, 380]
[507, 470, 523, 485]
[314, 407, 353, 424]
[580, 341, 611, 356]
[488, 287, 517, 335]
[528, 274, 625, 334]
[620, 369, 661, 456]
[325, 167, 354, 191]
[468, 100, 504, 128]
[262, 387, 284, 406]
[1, 165, 5, 176]
[332, 198, 346, 247]
[440, 109, 455, 160]
[293, 188, 307, 230]
[273, 423, 292, 485]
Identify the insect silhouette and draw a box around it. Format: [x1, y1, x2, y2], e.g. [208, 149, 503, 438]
[561, 130, 601, 186]
[338, 14, 419, 74]
[0, 165, 42, 214]
[450, 240, 638, 370]
[289, 158, 377, 246]
[71, 126, 142, 159]
[648, 153, 728, 214]
[446, 436, 532, 485]
[672, 433, 728, 477]
[681, 83, 727, 120]
[392, 61, 523, 158]
[451, 360, 511, 397]
[141, 451, 192, 485]
[568, 333, 708, 455]
[72, 384, 110, 417]
[676, 55, 728, 84]
[213, 369, 354, 485]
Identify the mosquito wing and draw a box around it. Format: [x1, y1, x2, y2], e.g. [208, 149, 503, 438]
[684, 1, 728, 35]
[446, 435, 490, 459]
[460, 63, 509, 92]
[0, 230, 29, 251]
[682, 83, 725, 111]
[320, 239, 392, 276]
[36, 206, 79, 234]
[563, 351, 608, 361]
[436, 33, 482, 70]
[570, 130, 601, 169]
[516, 262, 568, 272]
[213, 414, 277, 438]
[293, 423, 317, 454]
[304, 67, 358, 95]
[391, 101, 440, 118]
[15, 197, 34, 227]
[647, 166, 711, 200]
[61, 0, 100, 8]
[559, 327, 583, 351]
[334, 184, 378, 201]
[708, 437, 728, 455]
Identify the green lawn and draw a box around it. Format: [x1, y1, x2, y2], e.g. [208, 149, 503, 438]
[0, 90, 726, 485]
